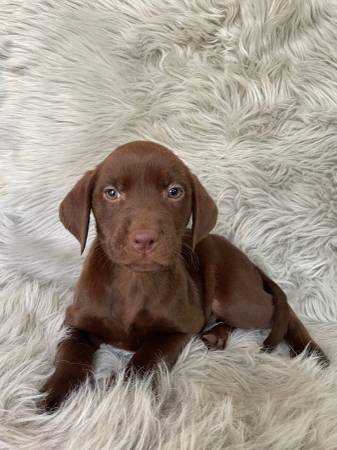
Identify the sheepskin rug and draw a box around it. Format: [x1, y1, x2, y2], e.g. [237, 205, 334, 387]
[1, 0, 337, 448]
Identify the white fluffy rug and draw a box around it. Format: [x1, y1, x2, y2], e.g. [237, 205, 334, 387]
[1, 0, 337, 449]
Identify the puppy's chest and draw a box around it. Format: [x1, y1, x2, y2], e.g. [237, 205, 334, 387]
[113, 279, 175, 334]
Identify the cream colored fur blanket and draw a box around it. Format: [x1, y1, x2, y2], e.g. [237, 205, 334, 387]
[0, 1, 337, 449]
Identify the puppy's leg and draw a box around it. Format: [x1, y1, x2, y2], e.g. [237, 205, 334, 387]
[40, 328, 99, 411]
[201, 323, 232, 350]
[286, 308, 329, 367]
[256, 268, 290, 352]
[126, 332, 191, 376]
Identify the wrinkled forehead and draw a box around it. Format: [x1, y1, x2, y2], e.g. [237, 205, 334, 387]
[96, 142, 190, 188]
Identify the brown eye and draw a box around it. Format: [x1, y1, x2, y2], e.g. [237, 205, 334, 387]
[167, 185, 184, 199]
[104, 187, 120, 200]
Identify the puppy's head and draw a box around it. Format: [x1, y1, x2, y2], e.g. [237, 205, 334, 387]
[60, 141, 217, 271]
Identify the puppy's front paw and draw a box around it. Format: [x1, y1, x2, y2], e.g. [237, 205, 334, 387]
[37, 377, 72, 413]
[37, 389, 67, 413]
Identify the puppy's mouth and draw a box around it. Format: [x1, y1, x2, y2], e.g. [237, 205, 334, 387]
[126, 261, 167, 272]
[124, 254, 171, 272]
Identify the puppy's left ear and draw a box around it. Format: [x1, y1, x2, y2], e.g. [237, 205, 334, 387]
[191, 174, 218, 250]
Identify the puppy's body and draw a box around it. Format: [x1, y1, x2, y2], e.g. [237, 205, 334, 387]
[41, 141, 328, 411]
[67, 234, 276, 348]
[66, 238, 204, 352]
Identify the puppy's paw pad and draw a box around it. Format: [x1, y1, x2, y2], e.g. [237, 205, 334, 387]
[201, 333, 226, 350]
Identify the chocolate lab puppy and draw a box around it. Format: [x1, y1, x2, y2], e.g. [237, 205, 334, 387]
[41, 141, 329, 411]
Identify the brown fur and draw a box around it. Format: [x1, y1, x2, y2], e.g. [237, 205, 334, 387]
[40, 141, 329, 411]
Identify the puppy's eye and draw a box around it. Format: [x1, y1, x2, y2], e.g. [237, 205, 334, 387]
[167, 185, 184, 199]
[104, 187, 121, 200]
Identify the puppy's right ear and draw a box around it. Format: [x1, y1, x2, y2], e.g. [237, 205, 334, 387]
[59, 170, 96, 254]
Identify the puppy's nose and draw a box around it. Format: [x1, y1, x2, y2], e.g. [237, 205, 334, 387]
[129, 230, 159, 253]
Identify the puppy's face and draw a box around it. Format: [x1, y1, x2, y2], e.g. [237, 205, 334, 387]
[92, 142, 193, 270]
[59, 141, 217, 272]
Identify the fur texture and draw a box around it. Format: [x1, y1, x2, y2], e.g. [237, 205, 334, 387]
[0, 0, 337, 448]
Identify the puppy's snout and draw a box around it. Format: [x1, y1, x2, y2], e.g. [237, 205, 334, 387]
[129, 229, 159, 253]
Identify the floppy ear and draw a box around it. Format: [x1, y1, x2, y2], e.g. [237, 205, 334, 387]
[191, 174, 218, 250]
[59, 170, 96, 254]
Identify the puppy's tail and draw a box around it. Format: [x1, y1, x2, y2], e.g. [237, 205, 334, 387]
[255, 267, 290, 351]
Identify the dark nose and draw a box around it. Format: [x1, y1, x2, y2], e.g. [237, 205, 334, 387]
[129, 230, 159, 253]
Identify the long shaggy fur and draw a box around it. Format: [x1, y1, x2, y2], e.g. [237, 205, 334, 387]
[0, 0, 337, 448]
